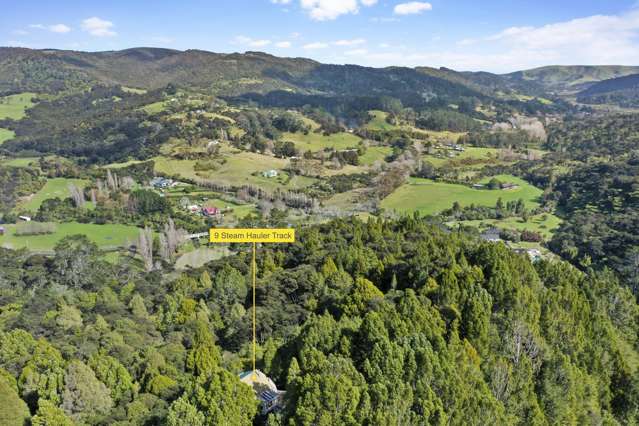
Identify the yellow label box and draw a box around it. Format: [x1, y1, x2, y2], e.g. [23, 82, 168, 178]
[209, 228, 295, 243]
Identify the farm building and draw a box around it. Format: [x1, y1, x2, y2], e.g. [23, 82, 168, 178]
[187, 205, 201, 213]
[150, 177, 175, 189]
[262, 169, 278, 178]
[0, 226, 4, 235]
[239, 370, 285, 414]
[18, 216, 31, 222]
[501, 183, 520, 190]
[201, 206, 220, 216]
[480, 228, 501, 242]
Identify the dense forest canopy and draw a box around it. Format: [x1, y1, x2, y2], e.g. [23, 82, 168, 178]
[1, 217, 638, 425]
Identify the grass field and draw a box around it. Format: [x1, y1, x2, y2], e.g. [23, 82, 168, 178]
[0, 128, 15, 145]
[282, 131, 361, 152]
[423, 147, 504, 167]
[154, 151, 316, 191]
[453, 213, 562, 240]
[0, 93, 36, 120]
[0, 157, 40, 168]
[104, 159, 145, 169]
[15, 178, 90, 212]
[381, 175, 543, 216]
[365, 110, 398, 131]
[359, 146, 392, 165]
[141, 101, 169, 114]
[121, 86, 147, 94]
[0, 222, 141, 252]
[175, 246, 230, 270]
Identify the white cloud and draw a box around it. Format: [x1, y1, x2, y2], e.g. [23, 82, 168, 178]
[271, 0, 292, 3]
[333, 38, 366, 46]
[321, 8, 639, 72]
[11, 29, 29, 36]
[49, 24, 71, 33]
[28, 23, 71, 34]
[275, 41, 292, 48]
[378, 43, 390, 48]
[81, 17, 116, 37]
[344, 48, 368, 56]
[393, 2, 432, 15]
[300, 0, 377, 21]
[303, 42, 329, 49]
[233, 35, 272, 47]
[370, 17, 400, 23]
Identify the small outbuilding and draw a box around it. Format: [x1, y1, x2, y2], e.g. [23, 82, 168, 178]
[262, 169, 278, 178]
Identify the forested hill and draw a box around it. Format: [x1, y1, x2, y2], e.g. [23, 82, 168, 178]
[0, 47, 483, 103]
[504, 65, 639, 94]
[577, 73, 639, 107]
[1, 217, 638, 424]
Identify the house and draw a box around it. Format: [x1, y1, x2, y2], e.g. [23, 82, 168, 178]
[512, 248, 542, 262]
[150, 177, 174, 189]
[239, 370, 286, 415]
[18, 216, 31, 222]
[207, 140, 220, 148]
[472, 184, 485, 189]
[501, 183, 520, 190]
[187, 205, 201, 213]
[262, 169, 278, 178]
[0, 226, 5, 235]
[202, 206, 220, 216]
[480, 228, 501, 242]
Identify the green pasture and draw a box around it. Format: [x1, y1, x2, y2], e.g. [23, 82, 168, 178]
[381, 175, 543, 216]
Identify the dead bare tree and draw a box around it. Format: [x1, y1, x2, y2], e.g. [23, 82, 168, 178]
[137, 227, 154, 272]
[159, 218, 187, 262]
[68, 183, 86, 208]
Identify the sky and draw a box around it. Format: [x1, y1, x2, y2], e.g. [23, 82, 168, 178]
[2, 0, 639, 73]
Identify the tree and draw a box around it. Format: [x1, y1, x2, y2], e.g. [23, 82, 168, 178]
[18, 339, 65, 409]
[185, 369, 258, 426]
[138, 227, 154, 272]
[167, 396, 205, 426]
[51, 235, 100, 288]
[0, 374, 30, 426]
[88, 353, 133, 403]
[186, 321, 221, 377]
[32, 399, 74, 426]
[61, 360, 113, 422]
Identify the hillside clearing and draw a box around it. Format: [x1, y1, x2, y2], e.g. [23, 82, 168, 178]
[0, 128, 15, 144]
[15, 178, 90, 212]
[282, 131, 361, 152]
[381, 175, 542, 216]
[0, 92, 36, 120]
[0, 222, 140, 252]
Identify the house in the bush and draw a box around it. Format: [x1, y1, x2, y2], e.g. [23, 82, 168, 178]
[239, 370, 285, 415]
[480, 228, 501, 242]
[262, 169, 278, 178]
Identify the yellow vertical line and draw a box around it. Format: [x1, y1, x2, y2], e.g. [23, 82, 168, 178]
[252, 241, 256, 377]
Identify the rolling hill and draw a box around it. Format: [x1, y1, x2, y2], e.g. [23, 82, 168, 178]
[504, 65, 639, 94]
[0, 47, 484, 105]
[576, 73, 639, 107]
